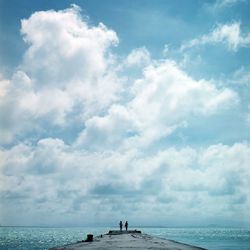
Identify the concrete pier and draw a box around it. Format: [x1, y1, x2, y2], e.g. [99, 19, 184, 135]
[50, 230, 206, 250]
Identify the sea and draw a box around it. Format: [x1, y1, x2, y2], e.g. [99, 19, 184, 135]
[0, 226, 250, 250]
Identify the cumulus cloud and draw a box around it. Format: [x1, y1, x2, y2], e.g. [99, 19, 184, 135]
[0, 5, 247, 227]
[77, 60, 238, 149]
[0, 72, 34, 144]
[0, 5, 121, 144]
[129, 60, 237, 142]
[1, 6, 239, 146]
[0, 76, 13, 143]
[21, 4, 119, 111]
[181, 22, 250, 52]
[21, 5, 118, 83]
[1, 140, 249, 225]
[124, 47, 151, 67]
[0, 75, 9, 98]
[75, 104, 137, 150]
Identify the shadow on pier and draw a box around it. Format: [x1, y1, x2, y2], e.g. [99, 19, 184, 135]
[108, 230, 141, 235]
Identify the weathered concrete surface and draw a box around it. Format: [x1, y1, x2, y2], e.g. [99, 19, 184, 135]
[50, 230, 206, 250]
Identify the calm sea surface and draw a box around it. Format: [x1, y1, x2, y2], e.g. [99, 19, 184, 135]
[0, 226, 250, 250]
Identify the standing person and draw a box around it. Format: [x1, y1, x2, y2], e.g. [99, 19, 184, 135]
[119, 221, 123, 231]
[125, 221, 128, 231]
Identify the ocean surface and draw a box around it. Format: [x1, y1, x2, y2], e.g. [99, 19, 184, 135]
[1, 226, 250, 250]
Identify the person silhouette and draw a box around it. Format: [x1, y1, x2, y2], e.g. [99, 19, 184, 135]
[119, 221, 123, 231]
[125, 221, 128, 231]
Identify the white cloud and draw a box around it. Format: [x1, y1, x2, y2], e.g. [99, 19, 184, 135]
[128, 60, 238, 143]
[0, 5, 121, 144]
[232, 67, 250, 86]
[0, 73, 32, 144]
[0, 5, 248, 227]
[76, 60, 238, 149]
[0, 6, 239, 146]
[0, 75, 10, 98]
[213, 0, 246, 9]
[1, 140, 249, 226]
[181, 22, 250, 52]
[0, 76, 13, 143]
[21, 5, 118, 83]
[20, 4, 119, 110]
[124, 47, 151, 67]
[76, 104, 137, 150]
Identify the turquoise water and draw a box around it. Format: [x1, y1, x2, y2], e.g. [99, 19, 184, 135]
[1, 226, 250, 249]
[143, 227, 250, 250]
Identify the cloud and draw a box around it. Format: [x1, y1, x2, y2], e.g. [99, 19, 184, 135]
[232, 67, 250, 86]
[0, 5, 248, 227]
[20, 4, 119, 110]
[131, 60, 237, 122]
[213, 0, 246, 9]
[75, 104, 137, 150]
[124, 47, 151, 67]
[0, 76, 13, 143]
[21, 5, 118, 83]
[0, 75, 10, 98]
[181, 22, 250, 52]
[0, 72, 34, 144]
[0, 5, 121, 144]
[1, 140, 249, 226]
[77, 59, 238, 149]
[0, 6, 239, 146]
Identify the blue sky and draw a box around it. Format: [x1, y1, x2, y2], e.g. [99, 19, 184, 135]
[0, 0, 250, 227]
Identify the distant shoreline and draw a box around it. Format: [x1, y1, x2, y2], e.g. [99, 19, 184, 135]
[0, 225, 248, 229]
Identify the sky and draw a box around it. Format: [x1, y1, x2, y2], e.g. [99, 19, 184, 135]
[0, 0, 250, 227]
